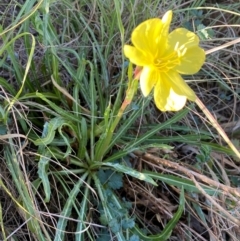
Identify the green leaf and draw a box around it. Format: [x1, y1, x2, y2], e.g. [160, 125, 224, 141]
[78, 117, 88, 159]
[0, 77, 16, 95]
[0, 123, 7, 135]
[37, 152, 51, 203]
[144, 171, 218, 195]
[122, 218, 135, 229]
[196, 144, 212, 163]
[108, 171, 123, 190]
[57, 122, 75, 158]
[192, 202, 207, 226]
[139, 143, 173, 151]
[97, 169, 123, 190]
[108, 98, 150, 151]
[34, 11, 44, 36]
[99, 213, 108, 226]
[197, 24, 214, 40]
[54, 173, 88, 241]
[35, 92, 81, 123]
[33, 118, 62, 146]
[96, 230, 111, 241]
[102, 162, 157, 186]
[104, 149, 136, 163]
[33, 117, 75, 158]
[126, 107, 190, 151]
[109, 218, 120, 233]
[75, 176, 91, 241]
[129, 235, 140, 241]
[132, 188, 185, 240]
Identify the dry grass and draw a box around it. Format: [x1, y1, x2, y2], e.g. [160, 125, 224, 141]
[1, 1, 240, 241]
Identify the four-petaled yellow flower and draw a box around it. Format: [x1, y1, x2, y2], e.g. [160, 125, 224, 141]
[124, 10, 205, 111]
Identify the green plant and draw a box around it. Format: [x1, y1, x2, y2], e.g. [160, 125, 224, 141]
[1, 1, 240, 241]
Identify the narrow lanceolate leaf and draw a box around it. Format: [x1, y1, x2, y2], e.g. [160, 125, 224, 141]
[104, 149, 136, 163]
[132, 188, 185, 241]
[138, 143, 173, 151]
[54, 173, 88, 241]
[33, 117, 75, 157]
[58, 122, 76, 158]
[37, 152, 51, 203]
[78, 117, 88, 160]
[102, 162, 157, 186]
[94, 101, 112, 160]
[35, 92, 81, 123]
[33, 117, 64, 146]
[143, 171, 219, 195]
[0, 77, 16, 95]
[75, 176, 91, 241]
[108, 97, 150, 152]
[88, 60, 97, 161]
[126, 107, 190, 151]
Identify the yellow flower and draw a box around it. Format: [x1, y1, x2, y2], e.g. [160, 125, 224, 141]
[124, 10, 205, 111]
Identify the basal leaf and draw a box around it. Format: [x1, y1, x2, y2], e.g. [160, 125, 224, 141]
[129, 234, 140, 241]
[54, 173, 88, 241]
[107, 171, 123, 190]
[33, 118, 64, 146]
[121, 218, 135, 229]
[98, 169, 123, 190]
[37, 151, 51, 203]
[132, 188, 185, 240]
[144, 170, 219, 195]
[102, 162, 157, 186]
[109, 218, 120, 233]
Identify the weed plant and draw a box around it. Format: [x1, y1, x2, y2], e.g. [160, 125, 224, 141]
[0, 0, 240, 241]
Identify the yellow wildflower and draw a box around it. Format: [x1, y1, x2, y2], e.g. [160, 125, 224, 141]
[124, 10, 205, 111]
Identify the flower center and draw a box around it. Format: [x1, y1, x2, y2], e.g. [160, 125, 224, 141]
[153, 51, 180, 72]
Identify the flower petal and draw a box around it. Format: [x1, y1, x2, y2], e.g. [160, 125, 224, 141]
[158, 10, 173, 55]
[175, 47, 205, 74]
[124, 45, 151, 66]
[162, 10, 172, 26]
[168, 28, 200, 49]
[140, 67, 158, 96]
[168, 28, 205, 74]
[154, 76, 187, 111]
[131, 19, 163, 56]
[165, 71, 196, 101]
[131, 11, 172, 57]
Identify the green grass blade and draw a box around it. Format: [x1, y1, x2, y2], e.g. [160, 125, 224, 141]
[0, 32, 36, 99]
[75, 176, 91, 241]
[88, 60, 97, 161]
[143, 171, 219, 195]
[0, 0, 43, 36]
[0, 201, 6, 240]
[108, 98, 151, 151]
[132, 188, 185, 241]
[37, 151, 51, 203]
[0, 77, 16, 95]
[103, 149, 136, 163]
[4, 144, 50, 241]
[35, 92, 81, 123]
[126, 107, 190, 150]
[54, 173, 88, 241]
